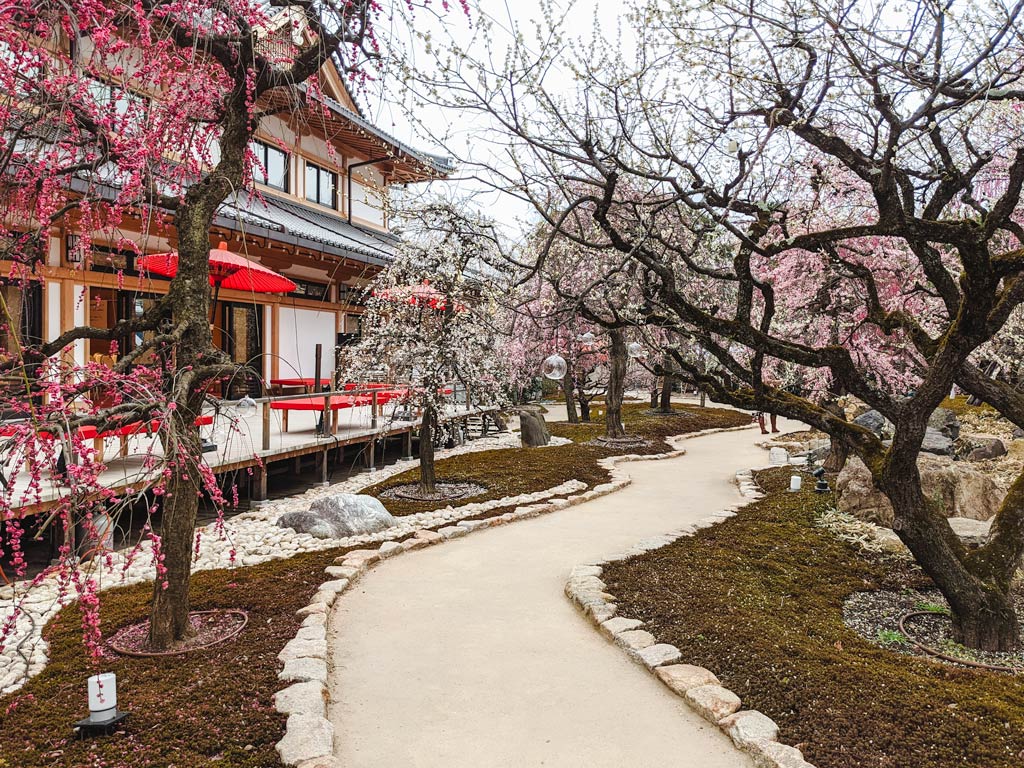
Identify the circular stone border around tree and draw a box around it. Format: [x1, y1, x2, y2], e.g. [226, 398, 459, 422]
[108, 609, 249, 657]
[380, 481, 486, 503]
[589, 435, 652, 449]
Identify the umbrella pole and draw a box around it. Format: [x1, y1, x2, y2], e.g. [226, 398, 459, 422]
[210, 281, 222, 326]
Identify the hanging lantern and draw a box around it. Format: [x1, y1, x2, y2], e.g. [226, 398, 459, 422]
[627, 342, 646, 359]
[541, 354, 567, 380]
[236, 396, 258, 418]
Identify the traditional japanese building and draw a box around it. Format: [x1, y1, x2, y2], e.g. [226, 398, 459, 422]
[9, 25, 451, 398]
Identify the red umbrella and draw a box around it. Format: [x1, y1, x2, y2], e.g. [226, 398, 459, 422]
[137, 242, 297, 295]
[374, 280, 465, 312]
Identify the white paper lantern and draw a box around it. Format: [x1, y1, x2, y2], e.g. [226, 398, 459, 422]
[87, 673, 117, 722]
[541, 354, 567, 380]
[627, 342, 645, 358]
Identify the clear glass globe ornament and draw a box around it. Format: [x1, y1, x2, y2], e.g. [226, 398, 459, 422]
[577, 331, 596, 344]
[627, 342, 646, 358]
[236, 395, 258, 418]
[541, 354, 567, 380]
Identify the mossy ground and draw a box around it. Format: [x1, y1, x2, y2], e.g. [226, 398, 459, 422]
[0, 402, 748, 768]
[364, 403, 750, 516]
[0, 549, 340, 768]
[602, 467, 1024, 768]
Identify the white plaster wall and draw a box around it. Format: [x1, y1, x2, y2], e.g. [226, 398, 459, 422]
[45, 282, 60, 343]
[350, 167, 386, 227]
[278, 307, 337, 379]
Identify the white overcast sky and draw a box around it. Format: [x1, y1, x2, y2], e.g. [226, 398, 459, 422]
[362, 0, 630, 236]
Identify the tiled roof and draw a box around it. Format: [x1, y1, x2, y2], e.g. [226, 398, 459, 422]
[216, 189, 399, 265]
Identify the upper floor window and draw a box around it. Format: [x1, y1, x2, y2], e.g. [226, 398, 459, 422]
[251, 140, 289, 191]
[305, 162, 337, 209]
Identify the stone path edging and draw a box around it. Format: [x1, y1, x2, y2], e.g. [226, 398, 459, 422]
[563, 463, 818, 768]
[0, 431, 538, 695]
[273, 423, 756, 767]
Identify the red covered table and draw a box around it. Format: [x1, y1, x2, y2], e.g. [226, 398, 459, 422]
[269, 378, 332, 394]
[271, 395, 371, 433]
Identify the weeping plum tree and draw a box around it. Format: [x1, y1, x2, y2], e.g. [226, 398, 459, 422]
[0, 0, 453, 653]
[341, 202, 509, 497]
[411, 0, 1024, 649]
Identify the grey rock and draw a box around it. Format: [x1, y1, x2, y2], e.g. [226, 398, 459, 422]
[921, 427, 953, 455]
[279, 658, 328, 685]
[750, 740, 815, 768]
[277, 494, 396, 539]
[635, 643, 682, 668]
[853, 409, 891, 437]
[377, 541, 403, 558]
[837, 456, 1003, 526]
[1013, 426, 1024, 440]
[274, 681, 326, 718]
[719, 710, 780, 749]
[928, 407, 961, 440]
[966, 435, 1007, 461]
[654, 664, 721, 694]
[519, 410, 551, 447]
[613, 629, 657, 651]
[685, 684, 742, 722]
[768, 447, 789, 466]
[948, 517, 992, 547]
[600, 617, 644, 638]
[276, 714, 333, 766]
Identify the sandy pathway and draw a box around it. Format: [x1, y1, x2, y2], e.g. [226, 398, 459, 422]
[328, 418, 797, 767]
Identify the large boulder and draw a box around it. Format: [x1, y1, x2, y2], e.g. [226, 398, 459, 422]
[277, 494, 396, 539]
[853, 410, 892, 438]
[963, 434, 1007, 462]
[519, 410, 551, 447]
[920, 427, 953, 456]
[928, 407, 961, 440]
[836, 456, 1003, 527]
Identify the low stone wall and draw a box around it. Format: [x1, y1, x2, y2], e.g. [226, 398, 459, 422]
[563, 465, 818, 768]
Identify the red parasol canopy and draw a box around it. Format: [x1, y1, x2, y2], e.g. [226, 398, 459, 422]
[374, 280, 465, 312]
[137, 242, 297, 294]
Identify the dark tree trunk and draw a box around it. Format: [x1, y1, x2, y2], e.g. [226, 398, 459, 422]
[822, 399, 849, 473]
[147, 100, 248, 651]
[882, 437, 1021, 652]
[562, 358, 579, 424]
[148, 411, 204, 647]
[649, 383, 658, 409]
[699, 389, 706, 407]
[605, 329, 627, 438]
[578, 396, 591, 422]
[659, 370, 674, 413]
[419, 404, 437, 495]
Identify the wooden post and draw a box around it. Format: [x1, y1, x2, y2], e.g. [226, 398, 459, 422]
[371, 390, 378, 429]
[403, 429, 413, 460]
[319, 449, 329, 486]
[367, 438, 375, 471]
[251, 466, 268, 506]
[315, 343, 329, 437]
[262, 399, 271, 451]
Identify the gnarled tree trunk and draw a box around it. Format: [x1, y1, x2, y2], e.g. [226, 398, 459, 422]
[659, 368, 673, 413]
[419, 404, 437, 495]
[605, 329, 627, 438]
[881, 432, 1021, 652]
[562, 357, 579, 423]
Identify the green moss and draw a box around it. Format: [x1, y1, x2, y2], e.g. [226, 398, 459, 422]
[602, 467, 1024, 768]
[0, 549, 343, 768]
[941, 395, 996, 417]
[363, 403, 750, 516]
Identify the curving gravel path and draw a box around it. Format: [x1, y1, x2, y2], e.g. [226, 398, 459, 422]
[327, 418, 800, 767]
